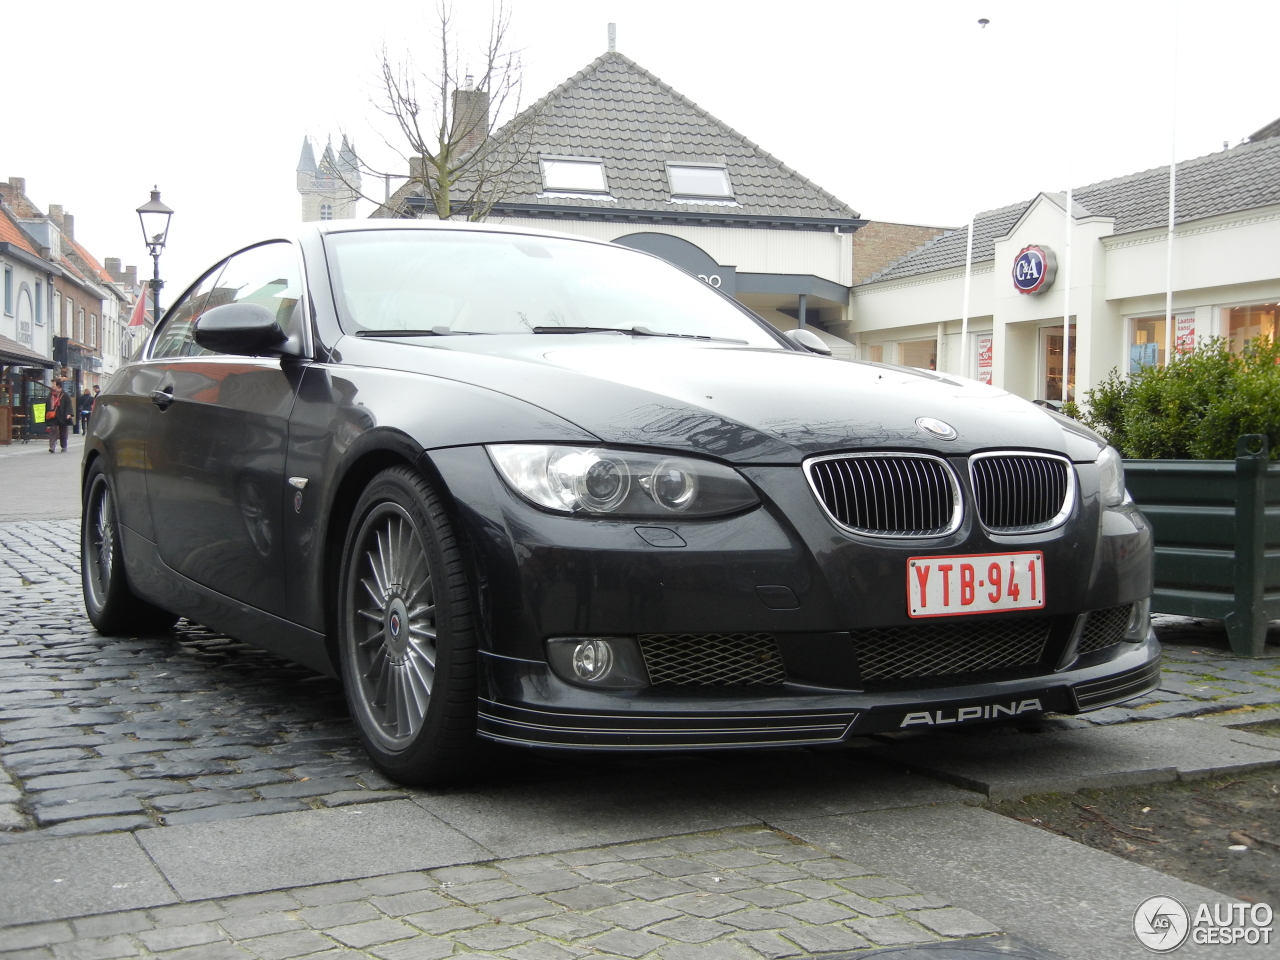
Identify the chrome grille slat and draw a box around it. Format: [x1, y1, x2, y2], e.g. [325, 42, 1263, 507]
[970, 454, 1072, 532]
[852, 619, 1053, 681]
[807, 455, 959, 538]
[1077, 604, 1133, 654]
[638, 633, 787, 686]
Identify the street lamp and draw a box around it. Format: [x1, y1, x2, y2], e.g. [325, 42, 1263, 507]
[136, 187, 174, 329]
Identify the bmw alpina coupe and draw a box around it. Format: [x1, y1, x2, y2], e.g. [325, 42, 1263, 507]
[82, 221, 1159, 782]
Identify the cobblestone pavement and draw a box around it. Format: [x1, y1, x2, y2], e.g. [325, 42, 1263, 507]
[2, 519, 1279, 841]
[0, 827, 1010, 960]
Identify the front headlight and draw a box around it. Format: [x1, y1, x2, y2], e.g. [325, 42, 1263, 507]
[487, 444, 759, 517]
[1096, 445, 1127, 507]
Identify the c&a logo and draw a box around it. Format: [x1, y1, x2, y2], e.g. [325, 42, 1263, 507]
[1012, 244, 1056, 295]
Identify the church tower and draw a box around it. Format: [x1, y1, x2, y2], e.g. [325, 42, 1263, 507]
[297, 135, 361, 221]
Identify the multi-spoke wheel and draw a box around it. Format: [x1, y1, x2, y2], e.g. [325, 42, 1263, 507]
[339, 466, 478, 783]
[81, 461, 178, 635]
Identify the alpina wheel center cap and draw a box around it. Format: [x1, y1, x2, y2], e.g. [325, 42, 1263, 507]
[385, 596, 410, 660]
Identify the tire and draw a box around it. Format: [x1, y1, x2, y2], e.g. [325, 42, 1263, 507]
[81, 462, 179, 635]
[338, 465, 479, 784]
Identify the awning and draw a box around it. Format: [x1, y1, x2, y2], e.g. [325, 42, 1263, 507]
[0, 334, 57, 369]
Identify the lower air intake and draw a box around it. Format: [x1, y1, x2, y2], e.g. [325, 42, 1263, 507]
[851, 619, 1052, 682]
[1077, 604, 1133, 654]
[638, 633, 787, 686]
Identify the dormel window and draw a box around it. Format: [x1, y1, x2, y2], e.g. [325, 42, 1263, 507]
[667, 163, 734, 200]
[540, 157, 609, 194]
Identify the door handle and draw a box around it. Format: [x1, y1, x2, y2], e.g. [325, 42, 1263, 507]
[150, 385, 175, 410]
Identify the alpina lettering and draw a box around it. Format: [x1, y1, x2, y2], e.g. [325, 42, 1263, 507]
[900, 698, 1043, 728]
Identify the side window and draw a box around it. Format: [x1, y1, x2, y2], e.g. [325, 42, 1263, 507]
[203, 242, 304, 351]
[151, 263, 226, 359]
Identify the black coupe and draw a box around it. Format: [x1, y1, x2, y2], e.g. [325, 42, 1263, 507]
[81, 221, 1159, 782]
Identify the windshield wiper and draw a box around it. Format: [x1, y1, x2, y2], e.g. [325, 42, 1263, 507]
[531, 325, 746, 344]
[355, 327, 479, 338]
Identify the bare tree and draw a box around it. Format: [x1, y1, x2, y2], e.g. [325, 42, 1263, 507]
[359, 2, 541, 221]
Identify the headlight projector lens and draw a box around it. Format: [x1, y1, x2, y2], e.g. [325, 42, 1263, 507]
[648, 459, 699, 512]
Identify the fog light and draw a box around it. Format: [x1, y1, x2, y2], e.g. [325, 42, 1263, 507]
[1124, 597, 1152, 641]
[545, 636, 649, 689]
[572, 639, 613, 680]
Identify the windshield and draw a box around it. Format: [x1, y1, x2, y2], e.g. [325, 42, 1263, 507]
[324, 229, 785, 348]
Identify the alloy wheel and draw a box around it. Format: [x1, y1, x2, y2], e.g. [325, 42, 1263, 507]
[85, 477, 115, 612]
[345, 502, 438, 750]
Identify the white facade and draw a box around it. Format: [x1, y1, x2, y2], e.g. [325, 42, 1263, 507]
[852, 190, 1280, 404]
[0, 247, 54, 361]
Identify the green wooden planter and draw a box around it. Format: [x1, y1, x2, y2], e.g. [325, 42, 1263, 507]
[1124, 435, 1280, 657]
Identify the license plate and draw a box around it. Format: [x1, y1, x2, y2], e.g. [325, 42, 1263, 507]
[907, 551, 1045, 618]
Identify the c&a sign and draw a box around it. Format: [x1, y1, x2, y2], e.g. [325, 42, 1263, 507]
[1013, 245, 1057, 295]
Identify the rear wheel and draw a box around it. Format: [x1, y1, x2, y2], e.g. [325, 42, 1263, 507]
[339, 466, 479, 784]
[81, 462, 178, 635]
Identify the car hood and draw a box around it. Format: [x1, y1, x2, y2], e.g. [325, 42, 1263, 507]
[336, 334, 1105, 464]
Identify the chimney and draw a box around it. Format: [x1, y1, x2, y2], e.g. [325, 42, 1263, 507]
[124, 265, 138, 287]
[48, 204, 63, 228]
[104, 258, 123, 281]
[451, 86, 490, 157]
[63, 213, 74, 240]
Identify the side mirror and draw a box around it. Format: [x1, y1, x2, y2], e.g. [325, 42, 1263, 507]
[784, 328, 832, 356]
[194, 302, 288, 355]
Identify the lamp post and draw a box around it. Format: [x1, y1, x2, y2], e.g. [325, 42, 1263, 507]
[135, 187, 174, 331]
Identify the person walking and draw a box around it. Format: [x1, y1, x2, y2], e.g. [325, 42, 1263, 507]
[78, 388, 94, 433]
[46, 378, 74, 453]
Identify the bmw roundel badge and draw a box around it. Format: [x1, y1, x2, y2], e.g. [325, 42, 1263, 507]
[916, 417, 958, 440]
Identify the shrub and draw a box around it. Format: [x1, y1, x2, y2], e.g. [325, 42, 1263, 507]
[1079, 337, 1280, 460]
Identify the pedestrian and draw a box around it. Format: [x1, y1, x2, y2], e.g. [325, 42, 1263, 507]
[92, 384, 101, 412]
[46, 378, 74, 453]
[78, 388, 94, 433]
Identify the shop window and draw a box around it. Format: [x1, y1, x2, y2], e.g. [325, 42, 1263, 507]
[1226, 302, 1278, 354]
[899, 339, 937, 371]
[865, 344, 884, 363]
[540, 157, 608, 194]
[1041, 324, 1076, 402]
[974, 334, 993, 384]
[667, 164, 734, 200]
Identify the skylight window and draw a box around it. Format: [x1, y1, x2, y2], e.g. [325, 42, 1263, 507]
[667, 163, 734, 199]
[541, 157, 609, 194]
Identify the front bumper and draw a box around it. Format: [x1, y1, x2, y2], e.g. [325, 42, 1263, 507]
[476, 634, 1161, 750]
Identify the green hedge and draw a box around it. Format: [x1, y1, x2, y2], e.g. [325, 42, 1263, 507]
[1077, 337, 1280, 460]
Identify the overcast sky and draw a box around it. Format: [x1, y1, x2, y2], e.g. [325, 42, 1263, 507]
[6, 0, 1277, 294]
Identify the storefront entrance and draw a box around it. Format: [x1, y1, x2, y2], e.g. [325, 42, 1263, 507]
[1040, 323, 1076, 403]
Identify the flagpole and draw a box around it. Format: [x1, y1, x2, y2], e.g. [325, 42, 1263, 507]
[1062, 182, 1072, 405]
[960, 219, 974, 376]
[1164, 3, 1180, 361]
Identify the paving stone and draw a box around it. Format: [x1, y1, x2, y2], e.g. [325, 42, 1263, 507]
[70, 914, 153, 939]
[150, 905, 226, 926]
[218, 894, 302, 917]
[797, 860, 873, 881]
[586, 930, 666, 959]
[0, 803, 27, 829]
[33, 797, 144, 826]
[699, 851, 769, 870]
[454, 926, 539, 951]
[292, 883, 371, 908]
[523, 915, 613, 941]
[879, 895, 951, 911]
[0, 928, 74, 955]
[673, 875, 756, 895]
[23, 770, 129, 791]
[509, 869, 587, 894]
[367, 935, 456, 960]
[217, 914, 305, 941]
[780, 925, 871, 953]
[648, 918, 730, 944]
[187, 772, 295, 790]
[718, 910, 796, 932]
[236, 931, 331, 960]
[448, 880, 526, 904]
[733, 931, 803, 959]
[358, 874, 434, 897]
[257, 779, 359, 800]
[297, 903, 381, 930]
[555, 849, 622, 868]
[39, 815, 153, 837]
[150, 943, 251, 960]
[370, 891, 451, 917]
[837, 877, 916, 899]
[137, 924, 227, 952]
[151, 791, 253, 813]
[638, 858, 707, 878]
[659, 943, 761, 960]
[48, 944, 140, 960]
[613, 842, 680, 861]
[476, 896, 561, 923]
[574, 862, 654, 883]
[906, 907, 1000, 937]
[403, 907, 489, 935]
[734, 866, 806, 885]
[830, 893, 897, 918]
[503, 942, 589, 960]
[547, 884, 633, 911]
[430, 866, 502, 884]
[844, 917, 937, 945]
[319, 791, 406, 808]
[592, 901, 681, 930]
[161, 799, 309, 826]
[730, 890, 803, 910]
[325, 920, 417, 949]
[614, 878, 697, 902]
[661, 894, 746, 920]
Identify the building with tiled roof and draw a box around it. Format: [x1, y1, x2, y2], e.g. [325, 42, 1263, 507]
[378, 42, 865, 352]
[851, 125, 1280, 403]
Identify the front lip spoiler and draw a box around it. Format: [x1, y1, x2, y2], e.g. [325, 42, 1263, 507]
[477, 639, 1162, 750]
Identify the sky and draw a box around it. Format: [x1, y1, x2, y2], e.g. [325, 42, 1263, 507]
[5, 0, 1277, 295]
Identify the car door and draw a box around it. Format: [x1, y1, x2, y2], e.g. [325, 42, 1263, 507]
[146, 241, 305, 616]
